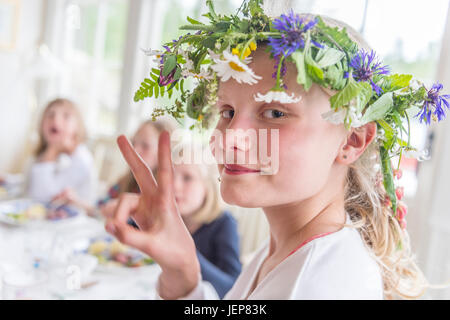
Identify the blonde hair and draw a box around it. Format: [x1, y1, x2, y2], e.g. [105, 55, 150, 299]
[313, 15, 430, 299]
[35, 98, 86, 156]
[172, 142, 223, 225]
[118, 119, 176, 193]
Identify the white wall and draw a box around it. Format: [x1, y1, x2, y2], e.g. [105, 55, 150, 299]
[0, 0, 44, 173]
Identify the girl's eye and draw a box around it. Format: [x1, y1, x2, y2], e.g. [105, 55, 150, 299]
[221, 109, 234, 119]
[263, 109, 286, 119]
[183, 174, 193, 182]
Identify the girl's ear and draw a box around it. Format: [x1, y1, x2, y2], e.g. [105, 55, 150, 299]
[338, 122, 377, 164]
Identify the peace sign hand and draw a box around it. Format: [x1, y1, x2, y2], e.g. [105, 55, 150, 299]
[105, 131, 200, 299]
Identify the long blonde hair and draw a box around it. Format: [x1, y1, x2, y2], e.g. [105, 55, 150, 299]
[312, 15, 430, 299]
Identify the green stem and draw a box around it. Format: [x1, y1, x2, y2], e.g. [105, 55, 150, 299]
[273, 54, 286, 91]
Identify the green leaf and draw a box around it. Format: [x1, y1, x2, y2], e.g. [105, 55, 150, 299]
[162, 55, 177, 77]
[154, 85, 159, 98]
[355, 82, 373, 114]
[148, 85, 154, 98]
[385, 74, 413, 91]
[292, 51, 313, 91]
[361, 92, 394, 124]
[304, 32, 324, 82]
[306, 63, 324, 81]
[201, 37, 217, 49]
[239, 19, 249, 33]
[152, 68, 160, 75]
[151, 73, 159, 82]
[160, 85, 165, 97]
[316, 16, 358, 54]
[377, 119, 395, 150]
[215, 21, 231, 32]
[187, 16, 203, 25]
[317, 47, 346, 68]
[329, 77, 362, 110]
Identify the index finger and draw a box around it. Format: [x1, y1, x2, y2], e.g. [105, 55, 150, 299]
[117, 135, 156, 196]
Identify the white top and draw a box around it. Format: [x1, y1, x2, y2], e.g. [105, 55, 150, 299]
[156, 213, 384, 300]
[26, 144, 97, 205]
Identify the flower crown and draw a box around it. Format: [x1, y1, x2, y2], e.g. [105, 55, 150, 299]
[135, 0, 449, 228]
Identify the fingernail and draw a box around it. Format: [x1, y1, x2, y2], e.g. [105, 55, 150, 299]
[106, 221, 116, 234]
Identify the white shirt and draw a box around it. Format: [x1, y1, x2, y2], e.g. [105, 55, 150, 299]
[156, 213, 384, 300]
[26, 144, 97, 205]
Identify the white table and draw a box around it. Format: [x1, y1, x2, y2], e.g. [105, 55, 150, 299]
[0, 212, 162, 300]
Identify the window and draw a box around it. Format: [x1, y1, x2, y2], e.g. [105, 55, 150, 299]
[59, 0, 129, 137]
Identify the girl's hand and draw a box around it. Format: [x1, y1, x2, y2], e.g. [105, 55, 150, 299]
[99, 199, 119, 219]
[105, 131, 200, 299]
[52, 188, 79, 206]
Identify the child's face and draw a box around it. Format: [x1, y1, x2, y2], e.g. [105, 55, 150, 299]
[212, 48, 349, 208]
[132, 125, 159, 170]
[173, 164, 207, 217]
[42, 104, 79, 146]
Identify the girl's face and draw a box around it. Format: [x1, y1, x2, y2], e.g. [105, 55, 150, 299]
[173, 164, 207, 217]
[212, 48, 349, 208]
[132, 125, 159, 170]
[42, 104, 79, 146]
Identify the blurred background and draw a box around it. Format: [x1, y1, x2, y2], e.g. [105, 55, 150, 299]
[1, 0, 450, 298]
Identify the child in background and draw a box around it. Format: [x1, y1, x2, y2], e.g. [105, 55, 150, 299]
[96, 120, 172, 218]
[26, 98, 97, 206]
[172, 144, 241, 298]
[53, 119, 172, 218]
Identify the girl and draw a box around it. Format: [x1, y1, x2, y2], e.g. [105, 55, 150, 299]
[53, 119, 171, 218]
[172, 144, 242, 298]
[105, 5, 442, 299]
[26, 98, 97, 206]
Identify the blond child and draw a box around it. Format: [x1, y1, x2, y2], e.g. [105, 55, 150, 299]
[26, 98, 97, 205]
[104, 3, 447, 300]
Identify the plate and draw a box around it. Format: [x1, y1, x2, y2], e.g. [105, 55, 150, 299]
[77, 234, 155, 272]
[0, 199, 80, 226]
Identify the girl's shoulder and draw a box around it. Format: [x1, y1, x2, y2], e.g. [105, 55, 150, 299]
[293, 224, 384, 299]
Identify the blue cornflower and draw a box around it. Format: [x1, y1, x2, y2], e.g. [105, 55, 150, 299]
[415, 83, 450, 124]
[348, 49, 390, 95]
[268, 11, 321, 57]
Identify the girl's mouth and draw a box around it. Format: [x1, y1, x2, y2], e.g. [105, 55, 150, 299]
[224, 164, 261, 175]
[50, 127, 60, 135]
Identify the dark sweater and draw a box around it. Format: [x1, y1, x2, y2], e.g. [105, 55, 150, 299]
[192, 211, 242, 298]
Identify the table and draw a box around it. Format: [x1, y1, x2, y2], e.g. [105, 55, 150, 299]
[0, 212, 162, 300]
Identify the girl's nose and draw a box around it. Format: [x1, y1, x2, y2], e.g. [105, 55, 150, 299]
[224, 114, 257, 153]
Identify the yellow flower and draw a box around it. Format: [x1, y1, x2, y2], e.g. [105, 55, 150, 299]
[249, 41, 257, 51]
[197, 114, 204, 121]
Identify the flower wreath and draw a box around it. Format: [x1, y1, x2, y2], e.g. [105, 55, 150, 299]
[134, 0, 449, 230]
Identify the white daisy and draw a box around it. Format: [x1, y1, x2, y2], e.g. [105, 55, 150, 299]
[254, 90, 302, 104]
[210, 50, 261, 85]
[321, 108, 346, 125]
[321, 104, 364, 128]
[404, 149, 430, 161]
[141, 47, 163, 64]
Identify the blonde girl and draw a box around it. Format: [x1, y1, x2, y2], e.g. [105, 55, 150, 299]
[26, 98, 97, 205]
[104, 4, 444, 299]
[55, 119, 172, 218]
